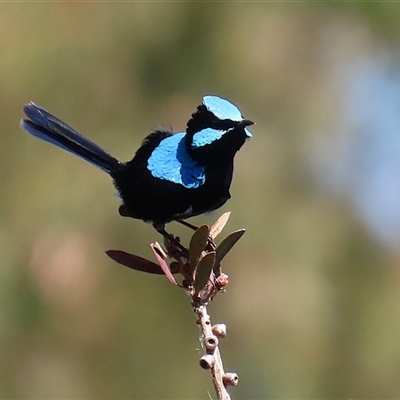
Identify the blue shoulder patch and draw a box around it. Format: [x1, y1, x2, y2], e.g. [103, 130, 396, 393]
[203, 96, 243, 122]
[147, 132, 206, 189]
[192, 127, 234, 149]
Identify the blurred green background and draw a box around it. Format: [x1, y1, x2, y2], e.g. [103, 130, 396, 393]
[2, 2, 400, 399]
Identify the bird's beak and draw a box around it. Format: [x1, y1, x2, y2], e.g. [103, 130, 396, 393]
[239, 119, 255, 127]
[239, 119, 255, 138]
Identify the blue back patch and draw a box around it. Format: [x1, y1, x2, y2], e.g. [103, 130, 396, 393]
[192, 127, 234, 149]
[203, 96, 243, 122]
[147, 132, 206, 189]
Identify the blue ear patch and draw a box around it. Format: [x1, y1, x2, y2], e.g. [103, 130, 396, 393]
[203, 96, 243, 122]
[192, 127, 234, 149]
[147, 133, 206, 189]
[244, 128, 253, 138]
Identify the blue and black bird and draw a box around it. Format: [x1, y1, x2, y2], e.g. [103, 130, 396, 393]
[21, 96, 253, 241]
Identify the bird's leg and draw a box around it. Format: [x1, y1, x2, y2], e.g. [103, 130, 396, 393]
[176, 220, 216, 252]
[153, 223, 188, 256]
[176, 219, 199, 231]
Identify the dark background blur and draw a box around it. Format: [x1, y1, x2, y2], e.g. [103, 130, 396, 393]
[2, 3, 400, 399]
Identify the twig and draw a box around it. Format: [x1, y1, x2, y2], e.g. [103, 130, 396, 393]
[195, 304, 238, 400]
[107, 212, 243, 398]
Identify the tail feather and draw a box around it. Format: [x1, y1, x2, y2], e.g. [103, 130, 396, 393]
[21, 102, 122, 174]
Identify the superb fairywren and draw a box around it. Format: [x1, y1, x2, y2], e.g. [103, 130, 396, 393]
[21, 96, 253, 241]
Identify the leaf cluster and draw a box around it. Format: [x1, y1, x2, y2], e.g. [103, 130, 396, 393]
[106, 212, 245, 305]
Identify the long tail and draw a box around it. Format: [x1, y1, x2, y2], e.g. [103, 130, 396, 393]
[21, 102, 122, 174]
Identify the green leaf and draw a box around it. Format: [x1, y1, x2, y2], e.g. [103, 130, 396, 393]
[193, 251, 216, 293]
[215, 229, 246, 266]
[189, 225, 210, 269]
[210, 212, 231, 239]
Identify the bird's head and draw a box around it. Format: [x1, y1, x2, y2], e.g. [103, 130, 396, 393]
[185, 96, 254, 163]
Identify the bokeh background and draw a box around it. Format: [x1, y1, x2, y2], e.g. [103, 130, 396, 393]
[2, 2, 400, 399]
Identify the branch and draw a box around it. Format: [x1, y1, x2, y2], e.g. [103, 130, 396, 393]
[195, 304, 238, 400]
[106, 212, 244, 399]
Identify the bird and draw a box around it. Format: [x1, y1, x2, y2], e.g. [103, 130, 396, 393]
[21, 95, 253, 246]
